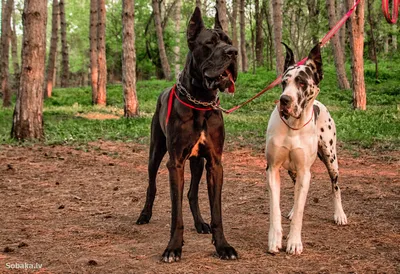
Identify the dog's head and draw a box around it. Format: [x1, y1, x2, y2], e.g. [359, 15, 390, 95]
[187, 7, 238, 93]
[279, 43, 323, 119]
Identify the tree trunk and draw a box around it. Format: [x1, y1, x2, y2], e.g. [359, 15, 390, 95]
[347, 0, 366, 110]
[239, 0, 248, 72]
[255, 0, 263, 66]
[11, 9, 20, 91]
[96, 0, 107, 105]
[392, 25, 398, 51]
[1, 0, 14, 107]
[11, 0, 47, 140]
[0, 0, 6, 58]
[272, 0, 284, 75]
[59, 0, 69, 88]
[231, 0, 241, 70]
[152, 0, 171, 81]
[307, 0, 320, 45]
[250, 7, 255, 73]
[366, 0, 378, 79]
[338, 0, 346, 52]
[326, 0, 350, 89]
[174, 0, 181, 80]
[45, 0, 59, 98]
[384, 36, 389, 54]
[89, 0, 98, 104]
[122, 0, 138, 117]
[202, 0, 208, 15]
[196, 0, 201, 9]
[265, 0, 274, 70]
[216, 0, 228, 34]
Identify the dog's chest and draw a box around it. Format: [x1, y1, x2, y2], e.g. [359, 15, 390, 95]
[190, 131, 206, 157]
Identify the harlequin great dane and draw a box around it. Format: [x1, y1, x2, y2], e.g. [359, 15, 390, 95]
[265, 43, 348, 255]
[136, 7, 238, 262]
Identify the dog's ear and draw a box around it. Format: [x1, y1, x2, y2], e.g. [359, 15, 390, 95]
[214, 7, 223, 31]
[305, 43, 323, 85]
[282, 42, 295, 72]
[187, 7, 204, 51]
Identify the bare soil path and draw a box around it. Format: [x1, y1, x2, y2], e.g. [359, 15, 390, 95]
[0, 142, 399, 273]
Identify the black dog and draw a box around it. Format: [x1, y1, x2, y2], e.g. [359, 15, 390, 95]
[136, 7, 238, 262]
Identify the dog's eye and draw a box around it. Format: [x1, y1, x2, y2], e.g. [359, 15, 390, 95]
[205, 40, 214, 46]
[299, 82, 307, 88]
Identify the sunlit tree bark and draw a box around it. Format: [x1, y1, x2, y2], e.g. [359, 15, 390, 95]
[12, 0, 47, 140]
[347, 0, 366, 110]
[45, 0, 59, 98]
[122, 0, 139, 117]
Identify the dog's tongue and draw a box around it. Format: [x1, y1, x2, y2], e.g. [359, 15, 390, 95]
[227, 70, 235, 93]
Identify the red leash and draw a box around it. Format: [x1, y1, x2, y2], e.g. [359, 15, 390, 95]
[382, 0, 399, 23]
[218, 0, 362, 114]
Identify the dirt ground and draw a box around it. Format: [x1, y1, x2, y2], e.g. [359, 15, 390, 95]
[0, 141, 399, 273]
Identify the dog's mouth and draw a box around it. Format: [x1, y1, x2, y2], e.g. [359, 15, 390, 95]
[204, 64, 236, 93]
[280, 105, 301, 119]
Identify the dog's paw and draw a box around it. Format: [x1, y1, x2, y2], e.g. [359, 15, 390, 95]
[136, 213, 151, 225]
[216, 245, 238, 260]
[162, 247, 182, 263]
[268, 228, 282, 253]
[195, 222, 211, 234]
[286, 235, 303, 255]
[334, 211, 348, 225]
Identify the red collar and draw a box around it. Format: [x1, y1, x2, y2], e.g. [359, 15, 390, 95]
[165, 85, 219, 126]
[279, 108, 314, 130]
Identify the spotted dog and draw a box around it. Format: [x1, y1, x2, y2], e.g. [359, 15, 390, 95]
[265, 43, 347, 255]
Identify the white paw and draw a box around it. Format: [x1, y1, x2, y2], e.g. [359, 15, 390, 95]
[334, 211, 348, 225]
[268, 229, 282, 253]
[286, 235, 303, 255]
[287, 206, 294, 220]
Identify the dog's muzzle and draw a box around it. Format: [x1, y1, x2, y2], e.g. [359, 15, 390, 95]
[279, 95, 293, 116]
[203, 46, 238, 93]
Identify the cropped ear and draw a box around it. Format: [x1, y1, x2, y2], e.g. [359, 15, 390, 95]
[282, 42, 295, 72]
[187, 7, 204, 51]
[305, 43, 323, 85]
[214, 7, 223, 30]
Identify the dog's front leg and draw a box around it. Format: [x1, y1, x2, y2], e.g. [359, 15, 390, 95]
[266, 165, 282, 253]
[286, 169, 311, 255]
[162, 158, 185, 263]
[206, 159, 238, 260]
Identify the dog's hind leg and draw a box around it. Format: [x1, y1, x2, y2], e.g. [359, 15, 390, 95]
[206, 157, 238, 259]
[317, 132, 347, 225]
[136, 114, 167, 225]
[188, 157, 211, 234]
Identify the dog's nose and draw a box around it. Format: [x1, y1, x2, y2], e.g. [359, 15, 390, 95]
[225, 47, 238, 56]
[280, 95, 292, 106]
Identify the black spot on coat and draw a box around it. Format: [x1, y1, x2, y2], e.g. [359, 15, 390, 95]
[313, 105, 320, 124]
[329, 139, 333, 146]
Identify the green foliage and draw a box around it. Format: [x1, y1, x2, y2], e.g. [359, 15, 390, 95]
[1, 61, 399, 151]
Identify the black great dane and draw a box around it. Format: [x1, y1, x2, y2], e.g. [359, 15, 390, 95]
[136, 7, 238, 262]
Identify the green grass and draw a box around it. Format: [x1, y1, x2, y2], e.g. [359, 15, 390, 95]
[0, 61, 399, 150]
